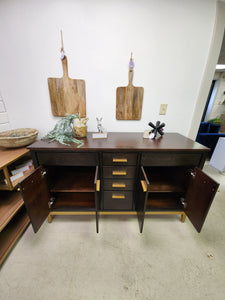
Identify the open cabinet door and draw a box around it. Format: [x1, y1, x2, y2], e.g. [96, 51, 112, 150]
[136, 166, 149, 233]
[94, 166, 100, 233]
[19, 166, 50, 233]
[185, 167, 219, 233]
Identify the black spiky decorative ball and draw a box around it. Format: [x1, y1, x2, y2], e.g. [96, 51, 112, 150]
[148, 121, 165, 139]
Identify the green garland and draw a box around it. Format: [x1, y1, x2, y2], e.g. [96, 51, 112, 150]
[43, 114, 84, 147]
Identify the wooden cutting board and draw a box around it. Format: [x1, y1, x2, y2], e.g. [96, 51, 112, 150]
[48, 56, 86, 117]
[116, 66, 144, 120]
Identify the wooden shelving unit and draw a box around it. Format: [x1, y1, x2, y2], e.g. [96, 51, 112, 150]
[0, 147, 33, 267]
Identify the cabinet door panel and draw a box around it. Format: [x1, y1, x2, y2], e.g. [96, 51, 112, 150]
[135, 166, 149, 233]
[19, 166, 50, 233]
[94, 166, 100, 233]
[185, 167, 219, 233]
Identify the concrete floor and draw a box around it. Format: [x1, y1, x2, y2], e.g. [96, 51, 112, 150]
[1, 162, 225, 300]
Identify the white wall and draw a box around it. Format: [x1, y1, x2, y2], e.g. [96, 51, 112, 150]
[0, 92, 11, 132]
[188, 1, 225, 139]
[0, 0, 219, 138]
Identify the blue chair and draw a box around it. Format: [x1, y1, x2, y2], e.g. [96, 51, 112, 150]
[196, 122, 225, 156]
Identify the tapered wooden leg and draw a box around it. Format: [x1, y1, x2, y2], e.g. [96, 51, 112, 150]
[47, 214, 52, 223]
[181, 213, 186, 223]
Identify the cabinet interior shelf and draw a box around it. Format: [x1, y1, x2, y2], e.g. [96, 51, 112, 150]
[0, 192, 24, 231]
[51, 192, 96, 211]
[144, 166, 187, 193]
[146, 194, 184, 211]
[0, 207, 30, 266]
[49, 166, 96, 193]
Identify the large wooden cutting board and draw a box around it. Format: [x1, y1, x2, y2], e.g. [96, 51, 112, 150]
[116, 68, 144, 120]
[48, 56, 86, 117]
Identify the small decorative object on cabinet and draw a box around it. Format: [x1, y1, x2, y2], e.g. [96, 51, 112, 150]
[0, 128, 38, 148]
[92, 117, 107, 139]
[73, 116, 89, 138]
[143, 130, 149, 139]
[19, 132, 219, 236]
[0, 147, 34, 266]
[43, 114, 84, 147]
[148, 121, 165, 139]
[116, 54, 144, 120]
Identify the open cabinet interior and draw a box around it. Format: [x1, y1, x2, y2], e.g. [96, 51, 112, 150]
[19, 163, 100, 233]
[47, 166, 97, 211]
[143, 166, 190, 211]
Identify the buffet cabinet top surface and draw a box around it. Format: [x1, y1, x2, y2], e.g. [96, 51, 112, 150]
[28, 132, 209, 152]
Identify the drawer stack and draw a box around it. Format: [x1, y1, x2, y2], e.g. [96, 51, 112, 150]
[102, 153, 137, 210]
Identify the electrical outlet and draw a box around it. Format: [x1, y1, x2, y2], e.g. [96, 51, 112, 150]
[159, 104, 167, 115]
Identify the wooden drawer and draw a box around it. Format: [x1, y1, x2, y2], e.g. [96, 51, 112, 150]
[141, 152, 202, 166]
[37, 152, 98, 166]
[103, 179, 134, 191]
[103, 191, 133, 210]
[103, 166, 136, 179]
[102, 153, 137, 165]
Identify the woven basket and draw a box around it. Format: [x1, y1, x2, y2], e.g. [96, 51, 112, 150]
[0, 128, 38, 148]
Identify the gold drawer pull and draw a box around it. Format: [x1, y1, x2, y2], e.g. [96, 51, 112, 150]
[141, 180, 147, 192]
[112, 183, 126, 188]
[113, 158, 127, 163]
[96, 180, 100, 191]
[112, 171, 127, 176]
[112, 194, 125, 199]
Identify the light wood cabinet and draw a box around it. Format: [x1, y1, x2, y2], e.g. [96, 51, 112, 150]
[0, 148, 34, 266]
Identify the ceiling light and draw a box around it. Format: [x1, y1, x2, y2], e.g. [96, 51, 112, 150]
[216, 64, 225, 70]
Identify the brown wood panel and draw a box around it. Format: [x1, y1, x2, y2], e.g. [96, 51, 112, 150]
[0, 207, 30, 266]
[103, 166, 136, 179]
[20, 166, 50, 233]
[0, 192, 24, 231]
[146, 194, 183, 211]
[48, 56, 86, 117]
[28, 132, 209, 152]
[103, 191, 133, 210]
[102, 152, 137, 165]
[143, 166, 187, 193]
[52, 193, 95, 211]
[142, 152, 202, 166]
[0, 148, 29, 169]
[116, 66, 143, 120]
[185, 167, 219, 233]
[49, 166, 96, 192]
[37, 152, 98, 166]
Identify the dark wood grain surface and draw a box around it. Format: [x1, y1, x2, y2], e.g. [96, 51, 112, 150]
[29, 132, 209, 152]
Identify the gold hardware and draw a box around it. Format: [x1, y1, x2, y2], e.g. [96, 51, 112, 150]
[112, 171, 127, 176]
[96, 179, 100, 191]
[112, 194, 125, 199]
[112, 183, 126, 188]
[113, 158, 127, 163]
[141, 180, 147, 192]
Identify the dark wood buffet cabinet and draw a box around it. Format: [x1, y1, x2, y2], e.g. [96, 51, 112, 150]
[21, 132, 219, 234]
[0, 132, 219, 265]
